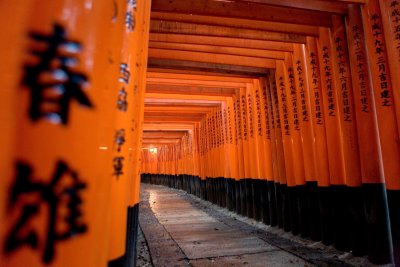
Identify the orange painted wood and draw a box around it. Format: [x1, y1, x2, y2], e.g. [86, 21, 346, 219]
[379, 0, 400, 142]
[226, 98, 240, 179]
[150, 21, 306, 43]
[317, 27, 346, 186]
[254, 79, 274, 181]
[151, 12, 319, 36]
[149, 48, 277, 69]
[128, 0, 152, 205]
[3, 0, 120, 266]
[149, 41, 286, 60]
[151, 0, 333, 27]
[292, 44, 317, 182]
[233, 0, 351, 14]
[150, 33, 294, 51]
[268, 69, 288, 185]
[330, 16, 362, 187]
[284, 53, 306, 186]
[361, 0, 400, 189]
[304, 37, 330, 187]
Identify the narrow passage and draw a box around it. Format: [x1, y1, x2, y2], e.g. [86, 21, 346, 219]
[139, 184, 373, 267]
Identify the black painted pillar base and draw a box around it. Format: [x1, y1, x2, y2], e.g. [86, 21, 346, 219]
[275, 182, 283, 229]
[387, 189, 400, 267]
[235, 180, 242, 215]
[348, 186, 367, 257]
[332, 185, 352, 252]
[318, 186, 334, 246]
[268, 181, 277, 227]
[260, 180, 270, 224]
[306, 182, 321, 241]
[240, 179, 247, 216]
[363, 184, 394, 265]
[107, 204, 139, 267]
[297, 185, 309, 238]
[288, 186, 299, 235]
[230, 179, 237, 212]
[245, 179, 254, 219]
[280, 184, 291, 232]
[253, 179, 262, 221]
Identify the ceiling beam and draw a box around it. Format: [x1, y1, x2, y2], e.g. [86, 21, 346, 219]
[149, 33, 294, 51]
[148, 59, 269, 76]
[149, 42, 286, 59]
[150, 21, 306, 43]
[232, 0, 350, 14]
[147, 72, 255, 83]
[147, 77, 247, 88]
[149, 48, 277, 68]
[151, 12, 319, 36]
[146, 84, 236, 97]
[151, 0, 333, 27]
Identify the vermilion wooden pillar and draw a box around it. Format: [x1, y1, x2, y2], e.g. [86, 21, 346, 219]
[1, 1, 119, 266]
[284, 53, 307, 236]
[107, 0, 134, 265]
[268, 69, 287, 230]
[292, 44, 318, 239]
[304, 37, 329, 242]
[345, 4, 383, 257]
[330, 15, 363, 252]
[378, 1, 400, 265]
[361, 0, 397, 264]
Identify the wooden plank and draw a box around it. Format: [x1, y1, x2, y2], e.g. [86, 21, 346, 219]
[149, 48, 277, 68]
[143, 123, 196, 131]
[145, 102, 221, 107]
[147, 72, 255, 83]
[145, 113, 208, 120]
[149, 33, 294, 51]
[149, 41, 286, 59]
[144, 117, 205, 123]
[145, 106, 215, 113]
[150, 21, 306, 43]
[146, 84, 236, 97]
[147, 68, 259, 78]
[151, 0, 333, 27]
[148, 59, 269, 76]
[151, 12, 319, 36]
[142, 139, 181, 144]
[232, 0, 350, 14]
[147, 77, 246, 88]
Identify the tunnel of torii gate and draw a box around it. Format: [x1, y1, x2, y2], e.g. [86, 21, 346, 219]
[1, 0, 400, 266]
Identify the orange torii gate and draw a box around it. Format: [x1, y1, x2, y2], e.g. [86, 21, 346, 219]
[2, 1, 400, 266]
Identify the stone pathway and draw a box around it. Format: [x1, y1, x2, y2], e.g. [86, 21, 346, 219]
[139, 183, 379, 267]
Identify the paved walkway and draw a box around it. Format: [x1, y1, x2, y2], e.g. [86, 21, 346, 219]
[139, 183, 371, 267]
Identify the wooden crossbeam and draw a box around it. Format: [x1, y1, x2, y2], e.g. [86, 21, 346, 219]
[147, 72, 255, 83]
[150, 21, 306, 43]
[146, 84, 236, 97]
[147, 77, 247, 88]
[151, 12, 319, 36]
[143, 123, 196, 131]
[149, 48, 277, 68]
[143, 131, 188, 138]
[151, 0, 333, 27]
[232, 0, 352, 14]
[148, 59, 269, 76]
[149, 34, 294, 51]
[149, 42, 286, 59]
[145, 105, 216, 112]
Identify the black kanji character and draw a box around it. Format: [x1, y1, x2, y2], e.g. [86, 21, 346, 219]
[125, 11, 135, 31]
[117, 87, 128, 112]
[119, 63, 130, 84]
[114, 129, 126, 152]
[4, 160, 87, 263]
[113, 157, 124, 178]
[23, 23, 93, 125]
